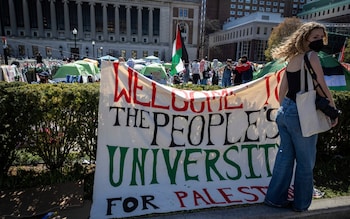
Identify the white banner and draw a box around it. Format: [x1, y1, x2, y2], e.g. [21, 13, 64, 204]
[90, 62, 283, 218]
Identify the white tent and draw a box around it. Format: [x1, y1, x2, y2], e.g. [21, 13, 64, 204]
[144, 55, 160, 64]
[98, 55, 118, 61]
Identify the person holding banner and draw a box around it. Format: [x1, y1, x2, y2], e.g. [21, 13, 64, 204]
[264, 22, 338, 212]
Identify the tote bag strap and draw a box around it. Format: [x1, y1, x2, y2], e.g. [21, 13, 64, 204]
[304, 52, 317, 80]
[299, 56, 307, 92]
[300, 53, 314, 92]
[304, 52, 328, 97]
[300, 57, 305, 92]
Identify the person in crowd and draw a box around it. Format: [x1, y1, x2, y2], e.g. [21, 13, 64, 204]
[191, 59, 200, 85]
[231, 60, 242, 86]
[264, 22, 338, 212]
[211, 59, 220, 85]
[37, 71, 53, 84]
[172, 74, 181, 84]
[183, 63, 190, 84]
[88, 75, 94, 83]
[126, 58, 135, 68]
[36, 52, 43, 64]
[235, 55, 253, 83]
[221, 59, 233, 87]
[201, 59, 211, 85]
[199, 58, 205, 77]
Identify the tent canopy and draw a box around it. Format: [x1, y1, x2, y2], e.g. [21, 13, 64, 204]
[83, 58, 99, 67]
[53, 63, 89, 79]
[163, 62, 172, 70]
[98, 55, 118, 61]
[144, 55, 160, 63]
[139, 63, 168, 84]
[139, 63, 167, 77]
[74, 60, 100, 75]
[144, 55, 159, 60]
[133, 64, 146, 71]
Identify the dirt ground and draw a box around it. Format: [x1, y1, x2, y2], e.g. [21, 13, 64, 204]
[0, 181, 84, 219]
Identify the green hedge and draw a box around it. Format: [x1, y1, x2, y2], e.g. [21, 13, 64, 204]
[0, 82, 99, 176]
[318, 91, 350, 155]
[1, 82, 349, 179]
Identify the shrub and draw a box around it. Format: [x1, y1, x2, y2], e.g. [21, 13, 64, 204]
[0, 82, 99, 173]
[0, 82, 30, 178]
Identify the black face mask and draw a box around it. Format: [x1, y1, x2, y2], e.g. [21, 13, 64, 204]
[309, 39, 324, 52]
[241, 60, 247, 63]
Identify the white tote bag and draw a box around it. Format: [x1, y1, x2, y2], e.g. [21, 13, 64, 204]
[296, 55, 331, 137]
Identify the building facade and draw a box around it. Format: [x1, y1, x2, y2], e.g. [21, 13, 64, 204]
[208, 12, 284, 62]
[207, 0, 350, 63]
[201, 0, 307, 61]
[298, 0, 350, 23]
[0, 0, 201, 62]
[206, 0, 306, 27]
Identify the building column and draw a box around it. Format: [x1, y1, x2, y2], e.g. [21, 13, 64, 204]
[49, 0, 57, 38]
[102, 3, 108, 40]
[77, 1, 83, 39]
[22, 0, 31, 37]
[126, 5, 131, 41]
[137, 6, 142, 41]
[90, 2, 96, 39]
[114, 4, 120, 41]
[148, 7, 153, 41]
[8, 0, 17, 36]
[36, 0, 44, 37]
[63, 0, 70, 38]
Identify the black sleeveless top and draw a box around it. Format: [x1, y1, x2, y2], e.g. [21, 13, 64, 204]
[285, 70, 301, 102]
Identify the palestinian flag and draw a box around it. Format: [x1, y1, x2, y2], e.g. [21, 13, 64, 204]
[171, 25, 189, 76]
[319, 51, 350, 91]
[255, 52, 350, 91]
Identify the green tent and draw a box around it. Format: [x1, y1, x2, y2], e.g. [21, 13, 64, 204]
[139, 63, 168, 84]
[139, 63, 167, 79]
[163, 62, 172, 70]
[53, 63, 90, 79]
[74, 60, 100, 75]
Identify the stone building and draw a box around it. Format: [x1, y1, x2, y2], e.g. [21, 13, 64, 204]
[208, 12, 283, 62]
[0, 0, 201, 62]
[206, 0, 306, 26]
[202, 0, 307, 61]
[207, 0, 350, 63]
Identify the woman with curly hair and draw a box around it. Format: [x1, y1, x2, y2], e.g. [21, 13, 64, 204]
[264, 22, 338, 212]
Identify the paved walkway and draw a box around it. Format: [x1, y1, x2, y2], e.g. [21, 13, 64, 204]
[58, 196, 350, 219]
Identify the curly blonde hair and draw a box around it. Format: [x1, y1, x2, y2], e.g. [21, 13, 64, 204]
[271, 22, 328, 61]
